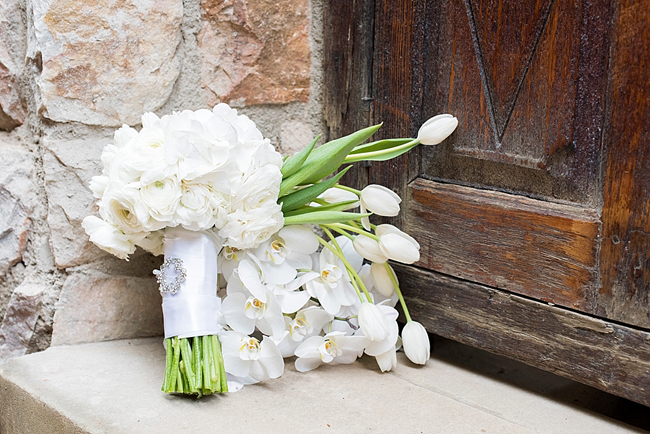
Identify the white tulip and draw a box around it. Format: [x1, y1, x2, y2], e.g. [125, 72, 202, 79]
[370, 262, 398, 297]
[417, 114, 458, 145]
[376, 225, 420, 264]
[320, 188, 360, 209]
[375, 345, 398, 372]
[402, 321, 430, 365]
[353, 235, 388, 264]
[360, 185, 401, 217]
[358, 302, 391, 342]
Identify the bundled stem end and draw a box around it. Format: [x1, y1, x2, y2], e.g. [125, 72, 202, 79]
[162, 335, 228, 396]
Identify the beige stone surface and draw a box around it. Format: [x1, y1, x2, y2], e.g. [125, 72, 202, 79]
[0, 0, 26, 130]
[0, 142, 34, 275]
[279, 120, 314, 155]
[198, 0, 310, 107]
[1, 338, 645, 434]
[51, 271, 163, 346]
[29, 0, 183, 126]
[0, 283, 45, 362]
[42, 134, 111, 268]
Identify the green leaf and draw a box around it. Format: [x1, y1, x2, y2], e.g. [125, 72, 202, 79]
[283, 211, 372, 226]
[279, 124, 381, 196]
[283, 199, 359, 217]
[281, 135, 319, 178]
[349, 138, 413, 155]
[345, 140, 420, 163]
[279, 166, 351, 213]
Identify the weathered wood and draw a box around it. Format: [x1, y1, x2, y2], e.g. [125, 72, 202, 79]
[429, 0, 611, 203]
[395, 263, 650, 407]
[405, 178, 601, 310]
[598, 0, 650, 328]
[322, 0, 375, 191]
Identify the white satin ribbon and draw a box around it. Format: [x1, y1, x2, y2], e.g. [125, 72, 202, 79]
[161, 227, 222, 339]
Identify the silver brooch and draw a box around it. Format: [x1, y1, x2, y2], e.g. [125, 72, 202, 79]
[153, 257, 187, 295]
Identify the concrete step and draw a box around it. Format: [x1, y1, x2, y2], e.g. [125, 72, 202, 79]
[0, 336, 647, 434]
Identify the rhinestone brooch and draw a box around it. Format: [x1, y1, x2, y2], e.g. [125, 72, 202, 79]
[153, 257, 187, 295]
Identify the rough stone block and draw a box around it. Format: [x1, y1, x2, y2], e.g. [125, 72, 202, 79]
[0, 141, 34, 276]
[42, 135, 110, 268]
[0, 283, 44, 362]
[199, 0, 311, 106]
[51, 270, 163, 346]
[0, 1, 27, 130]
[29, 0, 183, 126]
[280, 120, 314, 155]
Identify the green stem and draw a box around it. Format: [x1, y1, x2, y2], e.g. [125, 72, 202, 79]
[202, 336, 212, 391]
[334, 184, 362, 195]
[316, 231, 372, 303]
[344, 138, 420, 161]
[327, 222, 380, 241]
[385, 262, 412, 322]
[170, 337, 181, 393]
[322, 224, 354, 240]
[180, 339, 197, 392]
[163, 338, 173, 392]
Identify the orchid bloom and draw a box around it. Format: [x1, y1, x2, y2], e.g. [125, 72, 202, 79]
[294, 331, 368, 372]
[221, 331, 284, 382]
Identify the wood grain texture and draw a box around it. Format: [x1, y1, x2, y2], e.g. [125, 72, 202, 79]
[405, 178, 600, 310]
[322, 0, 374, 190]
[598, 0, 650, 328]
[395, 263, 650, 407]
[429, 0, 611, 203]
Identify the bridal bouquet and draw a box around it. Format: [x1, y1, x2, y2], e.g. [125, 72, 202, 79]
[83, 104, 457, 396]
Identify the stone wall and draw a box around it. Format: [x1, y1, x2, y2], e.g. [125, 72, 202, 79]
[0, 0, 323, 361]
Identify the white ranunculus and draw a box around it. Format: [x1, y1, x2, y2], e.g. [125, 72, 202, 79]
[134, 230, 164, 256]
[220, 205, 284, 250]
[89, 175, 108, 199]
[402, 321, 430, 365]
[82, 216, 138, 260]
[353, 235, 388, 264]
[231, 165, 282, 212]
[174, 181, 227, 231]
[417, 114, 458, 145]
[99, 188, 148, 234]
[139, 177, 182, 226]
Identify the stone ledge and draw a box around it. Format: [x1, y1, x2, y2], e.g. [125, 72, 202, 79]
[0, 338, 644, 434]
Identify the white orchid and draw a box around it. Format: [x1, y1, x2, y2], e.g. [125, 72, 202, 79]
[294, 331, 368, 372]
[220, 331, 284, 382]
[358, 302, 399, 359]
[305, 244, 360, 315]
[273, 306, 333, 357]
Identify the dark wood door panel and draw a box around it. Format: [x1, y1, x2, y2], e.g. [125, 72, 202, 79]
[428, 0, 612, 204]
[396, 263, 650, 407]
[405, 178, 600, 311]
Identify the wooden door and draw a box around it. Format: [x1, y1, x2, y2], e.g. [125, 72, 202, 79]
[324, 0, 650, 405]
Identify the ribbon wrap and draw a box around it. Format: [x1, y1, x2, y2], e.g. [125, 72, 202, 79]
[161, 227, 222, 339]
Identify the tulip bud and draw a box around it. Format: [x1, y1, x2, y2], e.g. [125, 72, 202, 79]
[358, 302, 391, 342]
[417, 114, 458, 145]
[375, 224, 421, 249]
[353, 235, 388, 263]
[378, 233, 420, 264]
[320, 188, 360, 209]
[370, 262, 398, 297]
[360, 185, 401, 217]
[375, 346, 397, 372]
[402, 321, 430, 365]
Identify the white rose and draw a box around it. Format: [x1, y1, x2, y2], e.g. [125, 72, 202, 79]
[139, 177, 182, 227]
